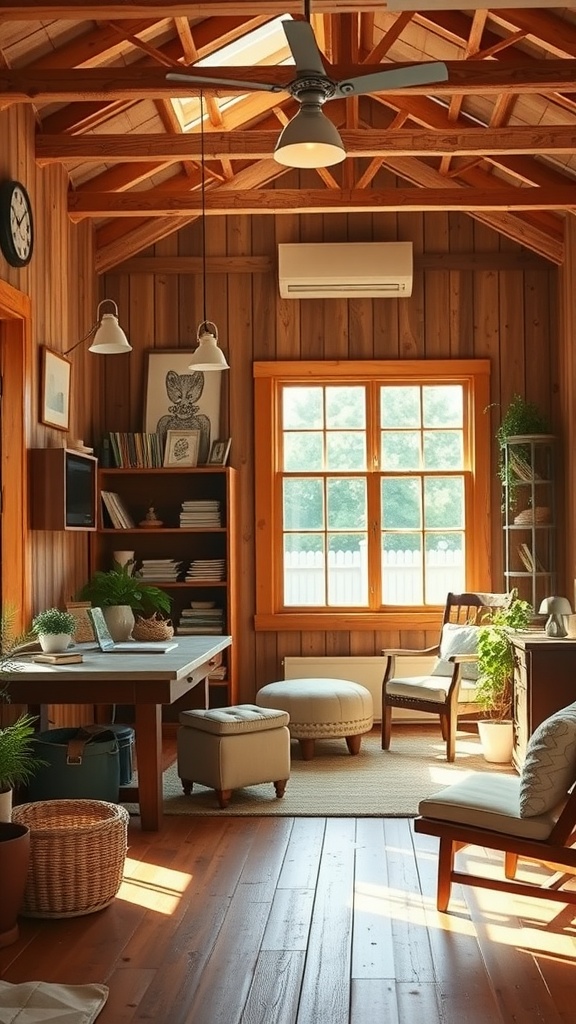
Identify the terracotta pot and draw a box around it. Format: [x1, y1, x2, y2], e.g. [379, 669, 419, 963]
[0, 821, 30, 947]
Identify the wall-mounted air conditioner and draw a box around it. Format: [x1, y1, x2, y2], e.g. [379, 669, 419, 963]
[278, 241, 413, 299]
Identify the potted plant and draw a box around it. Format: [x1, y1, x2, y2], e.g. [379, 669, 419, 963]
[495, 394, 550, 512]
[32, 607, 76, 653]
[78, 563, 172, 641]
[476, 595, 532, 762]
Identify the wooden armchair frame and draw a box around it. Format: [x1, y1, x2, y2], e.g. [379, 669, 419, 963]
[415, 785, 576, 911]
[381, 591, 512, 762]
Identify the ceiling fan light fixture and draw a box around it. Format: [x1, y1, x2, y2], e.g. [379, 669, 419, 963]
[274, 105, 346, 168]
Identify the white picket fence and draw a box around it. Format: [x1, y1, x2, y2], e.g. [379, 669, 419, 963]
[284, 547, 464, 606]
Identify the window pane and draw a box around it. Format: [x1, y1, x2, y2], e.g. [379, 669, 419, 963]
[283, 478, 324, 530]
[327, 534, 368, 605]
[326, 386, 365, 428]
[326, 431, 366, 471]
[424, 477, 464, 529]
[423, 430, 463, 470]
[425, 533, 465, 604]
[382, 534, 423, 604]
[327, 478, 367, 530]
[381, 386, 421, 427]
[381, 430, 421, 470]
[382, 478, 422, 529]
[284, 534, 325, 606]
[423, 385, 463, 427]
[284, 432, 323, 471]
[283, 387, 323, 429]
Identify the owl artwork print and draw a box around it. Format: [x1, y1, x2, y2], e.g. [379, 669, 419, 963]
[156, 370, 211, 464]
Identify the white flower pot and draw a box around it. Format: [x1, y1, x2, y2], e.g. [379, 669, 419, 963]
[102, 605, 135, 642]
[478, 719, 514, 764]
[0, 789, 12, 824]
[38, 632, 72, 654]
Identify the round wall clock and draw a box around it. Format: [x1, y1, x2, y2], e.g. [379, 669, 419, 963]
[0, 179, 34, 268]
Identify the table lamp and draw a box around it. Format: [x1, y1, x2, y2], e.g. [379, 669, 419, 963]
[538, 596, 573, 638]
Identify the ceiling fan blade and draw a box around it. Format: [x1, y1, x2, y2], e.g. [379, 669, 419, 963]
[166, 71, 283, 94]
[283, 20, 327, 76]
[333, 61, 448, 98]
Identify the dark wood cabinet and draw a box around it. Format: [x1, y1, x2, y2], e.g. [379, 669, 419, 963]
[512, 634, 576, 770]
[30, 448, 98, 531]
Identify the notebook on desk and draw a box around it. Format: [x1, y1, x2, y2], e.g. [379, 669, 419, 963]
[87, 607, 178, 654]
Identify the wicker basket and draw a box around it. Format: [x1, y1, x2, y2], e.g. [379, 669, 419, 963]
[132, 614, 174, 641]
[11, 799, 129, 919]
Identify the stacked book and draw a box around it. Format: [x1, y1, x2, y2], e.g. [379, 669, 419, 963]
[180, 499, 222, 527]
[138, 559, 182, 582]
[100, 490, 135, 529]
[185, 559, 226, 581]
[177, 606, 225, 635]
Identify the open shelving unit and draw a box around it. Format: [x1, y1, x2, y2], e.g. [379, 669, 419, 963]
[503, 434, 556, 610]
[90, 465, 238, 707]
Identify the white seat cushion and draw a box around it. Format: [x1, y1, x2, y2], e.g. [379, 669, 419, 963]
[387, 675, 479, 704]
[418, 773, 559, 840]
[519, 701, 576, 817]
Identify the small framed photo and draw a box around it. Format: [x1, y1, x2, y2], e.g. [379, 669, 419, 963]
[41, 347, 71, 431]
[208, 438, 231, 465]
[163, 429, 201, 467]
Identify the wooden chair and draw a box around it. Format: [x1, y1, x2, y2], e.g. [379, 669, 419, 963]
[381, 591, 512, 762]
[415, 769, 576, 912]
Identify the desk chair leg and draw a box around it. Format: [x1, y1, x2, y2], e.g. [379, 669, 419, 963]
[381, 705, 392, 750]
[437, 837, 456, 912]
[439, 714, 448, 741]
[505, 852, 519, 879]
[445, 715, 456, 762]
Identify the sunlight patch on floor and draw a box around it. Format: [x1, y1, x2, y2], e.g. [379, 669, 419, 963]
[116, 856, 192, 913]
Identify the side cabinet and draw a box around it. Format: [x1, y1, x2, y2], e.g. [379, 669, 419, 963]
[512, 636, 576, 770]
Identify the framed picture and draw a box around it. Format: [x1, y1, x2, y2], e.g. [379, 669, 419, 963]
[40, 347, 71, 431]
[164, 429, 200, 467]
[208, 438, 231, 465]
[143, 349, 221, 465]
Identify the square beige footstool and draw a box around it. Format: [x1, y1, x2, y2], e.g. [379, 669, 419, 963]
[177, 704, 291, 808]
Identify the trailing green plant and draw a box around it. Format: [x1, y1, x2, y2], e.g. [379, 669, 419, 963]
[493, 394, 550, 512]
[78, 563, 172, 617]
[0, 608, 47, 794]
[476, 595, 532, 721]
[32, 607, 76, 636]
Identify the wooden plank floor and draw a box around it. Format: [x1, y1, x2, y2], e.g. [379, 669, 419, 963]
[1, 733, 576, 1023]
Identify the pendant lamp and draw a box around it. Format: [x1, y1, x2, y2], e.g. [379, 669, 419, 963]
[274, 97, 346, 169]
[188, 92, 229, 372]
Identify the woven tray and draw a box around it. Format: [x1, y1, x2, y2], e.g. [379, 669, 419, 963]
[11, 799, 129, 918]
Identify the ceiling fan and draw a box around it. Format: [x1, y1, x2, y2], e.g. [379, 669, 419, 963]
[166, 19, 448, 168]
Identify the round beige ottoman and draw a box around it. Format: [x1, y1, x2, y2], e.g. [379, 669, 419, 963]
[256, 678, 373, 760]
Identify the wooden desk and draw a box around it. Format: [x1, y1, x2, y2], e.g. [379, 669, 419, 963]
[5, 636, 232, 831]
[512, 633, 576, 770]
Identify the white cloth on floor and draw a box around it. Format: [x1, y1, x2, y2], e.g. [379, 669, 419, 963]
[0, 982, 108, 1024]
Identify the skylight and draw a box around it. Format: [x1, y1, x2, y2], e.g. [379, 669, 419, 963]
[175, 15, 294, 133]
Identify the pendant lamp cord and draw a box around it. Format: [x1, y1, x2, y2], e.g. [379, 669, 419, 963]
[200, 89, 208, 332]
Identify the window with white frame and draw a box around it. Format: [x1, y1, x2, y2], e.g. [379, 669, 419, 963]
[254, 360, 491, 630]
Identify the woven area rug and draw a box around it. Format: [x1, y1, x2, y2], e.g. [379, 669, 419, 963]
[153, 727, 514, 818]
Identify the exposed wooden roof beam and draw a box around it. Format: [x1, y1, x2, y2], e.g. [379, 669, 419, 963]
[69, 186, 576, 217]
[36, 126, 576, 162]
[3, 61, 576, 103]
[0, 2, 395, 15]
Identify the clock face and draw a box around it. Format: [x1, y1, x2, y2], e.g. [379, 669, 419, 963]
[0, 180, 34, 267]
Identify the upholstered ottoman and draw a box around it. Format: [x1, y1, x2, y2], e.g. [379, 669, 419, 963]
[256, 678, 373, 760]
[177, 704, 291, 808]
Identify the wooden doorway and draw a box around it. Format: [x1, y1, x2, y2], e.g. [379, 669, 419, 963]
[0, 279, 32, 630]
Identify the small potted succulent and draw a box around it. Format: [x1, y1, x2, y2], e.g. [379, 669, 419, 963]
[32, 607, 76, 654]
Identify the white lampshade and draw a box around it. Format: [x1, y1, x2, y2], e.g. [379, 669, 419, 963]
[188, 322, 229, 371]
[539, 595, 572, 638]
[88, 300, 131, 354]
[274, 105, 346, 168]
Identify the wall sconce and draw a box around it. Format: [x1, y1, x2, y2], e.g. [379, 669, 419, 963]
[64, 300, 131, 356]
[538, 595, 573, 638]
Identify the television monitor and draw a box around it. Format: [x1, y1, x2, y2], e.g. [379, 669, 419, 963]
[65, 451, 96, 528]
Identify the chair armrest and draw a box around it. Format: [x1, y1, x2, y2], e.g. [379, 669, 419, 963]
[449, 653, 478, 663]
[381, 646, 440, 658]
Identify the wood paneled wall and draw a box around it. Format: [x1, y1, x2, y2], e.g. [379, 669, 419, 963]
[0, 104, 97, 725]
[101, 210, 560, 702]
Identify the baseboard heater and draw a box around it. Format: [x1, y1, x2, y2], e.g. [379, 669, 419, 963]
[283, 656, 436, 724]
